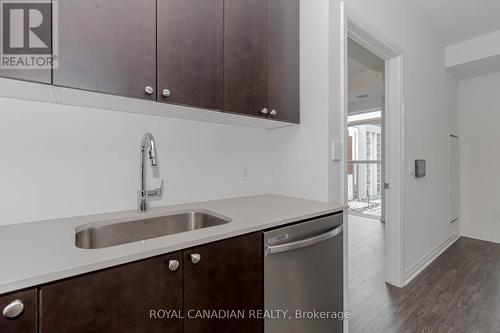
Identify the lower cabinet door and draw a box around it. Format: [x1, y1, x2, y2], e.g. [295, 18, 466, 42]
[40, 253, 182, 333]
[0, 288, 37, 333]
[183, 233, 263, 333]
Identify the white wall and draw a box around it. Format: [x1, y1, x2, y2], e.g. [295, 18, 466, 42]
[459, 72, 500, 243]
[269, 0, 332, 202]
[0, 0, 335, 226]
[0, 97, 271, 225]
[0, 0, 463, 281]
[329, 0, 460, 275]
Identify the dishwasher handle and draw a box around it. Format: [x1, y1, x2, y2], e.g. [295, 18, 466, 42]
[266, 225, 343, 255]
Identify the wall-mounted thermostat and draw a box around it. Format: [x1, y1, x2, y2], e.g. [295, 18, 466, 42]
[415, 160, 426, 178]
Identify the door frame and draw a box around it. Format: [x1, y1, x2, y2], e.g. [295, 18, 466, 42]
[340, 3, 405, 288]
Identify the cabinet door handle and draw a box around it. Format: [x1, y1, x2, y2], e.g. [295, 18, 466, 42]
[261, 108, 268, 115]
[162, 89, 171, 98]
[2, 300, 24, 319]
[144, 86, 154, 95]
[190, 253, 201, 265]
[168, 260, 180, 272]
[270, 109, 277, 116]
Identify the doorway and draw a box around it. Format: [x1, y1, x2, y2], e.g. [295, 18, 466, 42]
[341, 4, 404, 291]
[346, 38, 387, 332]
[341, 6, 405, 332]
[347, 38, 385, 221]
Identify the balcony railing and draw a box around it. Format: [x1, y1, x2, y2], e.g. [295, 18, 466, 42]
[348, 160, 382, 218]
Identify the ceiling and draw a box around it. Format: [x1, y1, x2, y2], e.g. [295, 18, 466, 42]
[348, 39, 384, 76]
[348, 39, 384, 111]
[408, 0, 500, 45]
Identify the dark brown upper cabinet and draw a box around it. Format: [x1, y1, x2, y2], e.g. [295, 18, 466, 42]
[1, 0, 299, 123]
[0, 68, 51, 85]
[224, 0, 299, 122]
[0, 0, 52, 84]
[53, 0, 157, 100]
[0, 288, 37, 333]
[183, 233, 263, 333]
[40, 253, 182, 333]
[157, 0, 224, 109]
[224, 0, 268, 117]
[267, 0, 300, 123]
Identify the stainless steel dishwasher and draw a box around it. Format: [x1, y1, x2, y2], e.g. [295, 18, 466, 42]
[263, 213, 344, 333]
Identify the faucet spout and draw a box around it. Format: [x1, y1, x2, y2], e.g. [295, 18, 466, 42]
[148, 138, 157, 166]
[139, 133, 163, 213]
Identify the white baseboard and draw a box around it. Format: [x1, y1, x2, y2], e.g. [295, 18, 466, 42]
[404, 233, 460, 285]
[461, 229, 500, 244]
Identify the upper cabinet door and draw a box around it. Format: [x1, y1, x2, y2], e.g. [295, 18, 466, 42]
[267, 0, 300, 123]
[53, 0, 156, 100]
[0, 0, 52, 84]
[0, 68, 50, 84]
[224, 0, 267, 117]
[157, 0, 223, 109]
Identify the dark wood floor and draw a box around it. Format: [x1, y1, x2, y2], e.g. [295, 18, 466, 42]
[348, 215, 500, 333]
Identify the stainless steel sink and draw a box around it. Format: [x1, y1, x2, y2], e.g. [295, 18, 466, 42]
[75, 210, 231, 249]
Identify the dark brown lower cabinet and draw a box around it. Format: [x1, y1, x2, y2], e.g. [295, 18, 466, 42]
[4, 233, 262, 333]
[40, 252, 182, 333]
[0, 288, 37, 333]
[183, 232, 263, 333]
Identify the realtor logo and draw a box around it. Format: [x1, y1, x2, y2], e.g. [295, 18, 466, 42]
[1, 0, 58, 69]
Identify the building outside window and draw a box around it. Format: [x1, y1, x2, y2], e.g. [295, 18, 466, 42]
[376, 133, 381, 194]
[347, 110, 382, 217]
[366, 131, 372, 196]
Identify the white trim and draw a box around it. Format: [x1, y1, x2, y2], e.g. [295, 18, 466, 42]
[404, 233, 460, 285]
[339, 5, 349, 333]
[384, 55, 405, 287]
[341, 4, 405, 288]
[345, 7, 402, 59]
[461, 229, 500, 244]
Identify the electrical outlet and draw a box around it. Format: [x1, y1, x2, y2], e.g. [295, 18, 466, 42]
[434, 218, 440, 230]
[242, 165, 249, 181]
[492, 211, 500, 222]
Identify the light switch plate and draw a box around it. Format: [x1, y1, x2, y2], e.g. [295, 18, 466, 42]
[332, 141, 342, 161]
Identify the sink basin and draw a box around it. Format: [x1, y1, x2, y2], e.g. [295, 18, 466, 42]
[75, 210, 231, 249]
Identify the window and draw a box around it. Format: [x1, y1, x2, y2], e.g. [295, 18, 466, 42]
[347, 110, 383, 218]
[366, 131, 372, 160]
[366, 165, 371, 196]
[376, 133, 381, 194]
[377, 164, 381, 194]
[377, 133, 381, 160]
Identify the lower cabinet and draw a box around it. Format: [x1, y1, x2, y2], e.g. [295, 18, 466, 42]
[0, 288, 37, 333]
[183, 232, 263, 332]
[40, 252, 183, 333]
[35, 232, 262, 333]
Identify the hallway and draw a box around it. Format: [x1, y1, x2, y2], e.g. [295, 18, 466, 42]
[348, 215, 500, 333]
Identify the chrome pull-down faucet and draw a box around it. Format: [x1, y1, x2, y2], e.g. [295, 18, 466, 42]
[139, 133, 164, 213]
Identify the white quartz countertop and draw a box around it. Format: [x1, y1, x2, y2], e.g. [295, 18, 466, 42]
[0, 194, 345, 294]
